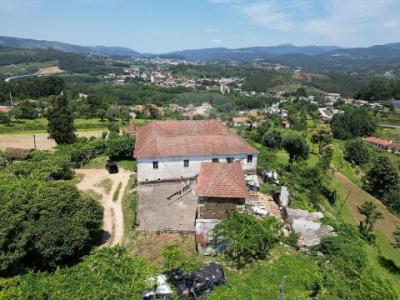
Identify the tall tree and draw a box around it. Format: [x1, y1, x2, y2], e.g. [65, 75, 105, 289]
[47, 94, 76, 144]
[281, 133, 309, 163]
[358, 201, 383, 242]
[364, 156, 400, 199]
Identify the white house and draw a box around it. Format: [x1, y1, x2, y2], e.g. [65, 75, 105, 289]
[134, 120, 258, 183]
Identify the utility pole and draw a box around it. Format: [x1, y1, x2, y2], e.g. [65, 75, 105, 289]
[10, 91, 14, 107]
[33, 134, 37, 150]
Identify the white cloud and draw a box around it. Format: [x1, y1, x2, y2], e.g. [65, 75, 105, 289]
[383, 21, 398, 28]
[210, 39, 222, 43]
[243, 2, 294, 31]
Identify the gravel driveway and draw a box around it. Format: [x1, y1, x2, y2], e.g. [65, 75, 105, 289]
[76, 168, 131, 246]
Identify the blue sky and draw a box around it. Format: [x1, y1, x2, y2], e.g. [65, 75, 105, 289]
[0, 0, 400, 53]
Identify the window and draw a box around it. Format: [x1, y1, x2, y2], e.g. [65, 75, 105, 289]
[247, 155, 253, 163]
[226, 157, 233, 163]
[184, 159, 189, 167]
[153, 161, 158, 169]
[212, 158, 219, 163]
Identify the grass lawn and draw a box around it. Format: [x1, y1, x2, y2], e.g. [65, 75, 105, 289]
[331, 140, 362, 186]
[118, 159, 136, 171]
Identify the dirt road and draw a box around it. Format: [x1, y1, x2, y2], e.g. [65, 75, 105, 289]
[334, 171, 400, 241]
[0, 131, 104, 150]
[76, 168, 131, 246]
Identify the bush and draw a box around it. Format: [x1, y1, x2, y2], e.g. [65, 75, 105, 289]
[262, 129, 282, 149]
[331, 108, 376, 140]
[106, 135, 135, 160]
[344, 139, 371, 165]
[0, 180, 103, 276]
[0, 247, 156, 299]
[213, 211, 281, 268]
[281, 133, 309, 162]
[162, 245, 200, 272]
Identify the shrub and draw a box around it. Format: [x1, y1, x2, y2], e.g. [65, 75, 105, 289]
[262, 129, 282, 149]
[106, 135, 135, 160]
[344, 139, 370, 165]
[281, 133, 309, 162]
[213, 211, 281, 268]
[0, 180, 103, 276]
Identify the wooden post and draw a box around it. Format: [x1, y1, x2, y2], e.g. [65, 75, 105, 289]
[33, 134, 37, 150]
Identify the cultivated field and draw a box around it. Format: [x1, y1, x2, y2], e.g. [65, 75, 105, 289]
[0, 130, 104, 150]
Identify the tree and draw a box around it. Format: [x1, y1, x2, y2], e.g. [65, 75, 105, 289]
[0, 180, 103, 276]
[106, 136, 135, 160]
[262, 129, 282, 149]
[358, 201, 383, 242]
[0, 113, 11, 125]
[108, 121, 120, 138]
[96, 108, 106, 121]
[344, 139, 371, 165]
[213, 211, 281, 268]
[331, 108, 376, 140]
[394, 226, 400, 248]
[310, 125, 332, 154]
[364, 156, 400, 199]
[47, 95, 76, 144]
[106, 107, 119, 122]
[383, 188, 400, 213]
[12, 102, 39, 119]
[281, 133, 309, 163]
[319, 145, 333, 170]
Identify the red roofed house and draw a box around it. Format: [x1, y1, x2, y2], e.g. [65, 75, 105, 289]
[363, 137, 393, 151]
[196, 162, 247, 219]
[134, 120, 258, 183]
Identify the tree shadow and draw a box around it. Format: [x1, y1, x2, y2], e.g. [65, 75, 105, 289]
[378, 255, 400, 275]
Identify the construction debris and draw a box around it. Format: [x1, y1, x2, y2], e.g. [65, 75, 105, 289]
[286, 208, 336, 249]
[142, 275, 173, 300]
[167, 262, 226, 299]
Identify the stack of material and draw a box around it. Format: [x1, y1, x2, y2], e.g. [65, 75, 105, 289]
[279, 186, 289, 208]
[142, 275, 173, 300]
[286, 208, 336, 249]
[167, 262, 226, 299]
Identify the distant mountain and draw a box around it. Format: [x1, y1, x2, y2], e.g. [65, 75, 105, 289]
[159, 44, 340, 62]
[0, 36, 140, 57]
[269, 43, 400, 72]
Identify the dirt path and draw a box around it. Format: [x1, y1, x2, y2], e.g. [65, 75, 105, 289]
[0, 131, 104, 150]
[76, 168, 131, 246]
[334, 171, 400, 241]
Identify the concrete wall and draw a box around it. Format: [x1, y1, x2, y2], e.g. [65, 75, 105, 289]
[137, 153, 257, 182]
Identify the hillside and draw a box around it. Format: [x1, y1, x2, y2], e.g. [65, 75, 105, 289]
[0, 36, 139, 57]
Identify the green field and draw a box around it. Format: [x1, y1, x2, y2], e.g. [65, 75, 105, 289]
[0, 61, 58, 77]
[0, 118, 148, 134]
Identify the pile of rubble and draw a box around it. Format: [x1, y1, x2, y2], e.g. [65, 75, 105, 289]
[285, 208, 336, 250]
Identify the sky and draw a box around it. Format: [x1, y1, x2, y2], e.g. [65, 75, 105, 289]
[0, 0, 400, 53]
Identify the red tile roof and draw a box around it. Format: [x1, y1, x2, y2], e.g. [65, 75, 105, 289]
[363, 137, 392, 147]
[196, 162, 248, 198]
[134, 120, 257, 159]
[233, 116, 248, 123]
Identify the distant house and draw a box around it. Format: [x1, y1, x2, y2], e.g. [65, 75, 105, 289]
[394, 100, 400, 110]
[0, 106, 12, 114]
[134, 120, 258, 183]
[363, 137, 394, 151]
[325, 93, 341, 104]
[232, 116, 248, 127]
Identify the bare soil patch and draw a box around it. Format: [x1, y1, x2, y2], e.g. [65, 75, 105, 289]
[335, 171, 400, 241]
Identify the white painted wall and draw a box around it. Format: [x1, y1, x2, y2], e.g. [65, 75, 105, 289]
[137, 153, 257, 182]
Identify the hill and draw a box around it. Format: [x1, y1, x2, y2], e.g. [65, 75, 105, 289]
[158, 44, 340, 62]
[0, 36, 139, 57]
[270, 43, 400, 72]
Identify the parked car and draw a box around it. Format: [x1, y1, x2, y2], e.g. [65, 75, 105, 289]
[105, 160, 119, 174]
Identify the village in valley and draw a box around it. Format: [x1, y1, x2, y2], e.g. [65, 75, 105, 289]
[1, 2, 400, 298]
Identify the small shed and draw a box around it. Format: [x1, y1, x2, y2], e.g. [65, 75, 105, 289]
[4, 147, 32, 160]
